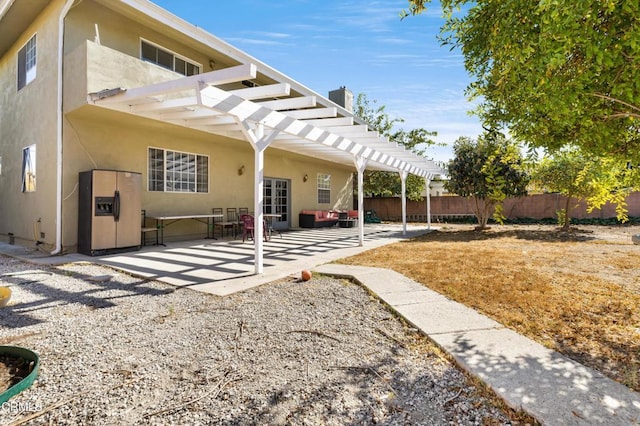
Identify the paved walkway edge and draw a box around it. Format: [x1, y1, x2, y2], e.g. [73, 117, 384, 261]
[314, 264, 640, 426]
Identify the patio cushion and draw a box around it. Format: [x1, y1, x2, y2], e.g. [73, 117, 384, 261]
[299, 210, 339, 228]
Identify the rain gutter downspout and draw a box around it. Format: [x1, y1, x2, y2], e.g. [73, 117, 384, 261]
[51, 0, 76, 255]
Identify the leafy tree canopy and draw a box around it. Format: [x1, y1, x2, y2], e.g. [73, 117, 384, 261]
[532, 147, 636, 229]
[354, 93, 441, 201]
[445, 132, 529, 229]
[403, 1, 640, 163]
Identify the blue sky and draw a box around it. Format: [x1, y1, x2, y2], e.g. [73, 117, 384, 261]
[152, 1, 481, 162]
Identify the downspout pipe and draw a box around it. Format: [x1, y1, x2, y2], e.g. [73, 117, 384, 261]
[51, 0, 76, 255]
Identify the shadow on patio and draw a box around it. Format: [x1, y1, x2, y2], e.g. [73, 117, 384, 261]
[88, 224, 429, 296]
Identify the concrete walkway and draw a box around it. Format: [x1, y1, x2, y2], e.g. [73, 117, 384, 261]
[315, 264, 640, 425]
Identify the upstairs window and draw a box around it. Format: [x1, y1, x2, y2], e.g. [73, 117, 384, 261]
[140, 40, 200, 76]
[18, 35, 37, 90]
[317, 173, 331, 204]
[148, 147, 208, 193]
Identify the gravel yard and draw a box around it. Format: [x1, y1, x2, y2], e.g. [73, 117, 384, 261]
[0, 255, 516, 425]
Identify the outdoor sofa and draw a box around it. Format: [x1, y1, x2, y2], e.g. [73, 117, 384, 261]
[299, 210, 339, 228]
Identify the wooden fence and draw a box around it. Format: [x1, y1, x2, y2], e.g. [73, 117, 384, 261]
[363, 192, 640, 222]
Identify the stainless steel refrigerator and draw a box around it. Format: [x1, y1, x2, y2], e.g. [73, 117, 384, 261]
[78, 170, 142, 256]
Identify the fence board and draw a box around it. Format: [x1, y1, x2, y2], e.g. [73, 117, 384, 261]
[363, 192, 640, 222]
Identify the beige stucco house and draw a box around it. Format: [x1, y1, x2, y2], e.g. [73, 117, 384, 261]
[0, 0, 442, 268]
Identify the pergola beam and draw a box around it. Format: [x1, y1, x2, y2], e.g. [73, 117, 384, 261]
[284, 107, 337, 120]
[229, 82, 290, 100]
[91, 64, 257, 105]
[258, 96, 317, 111]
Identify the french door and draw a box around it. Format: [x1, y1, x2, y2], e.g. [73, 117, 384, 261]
[264, 178, 290, 230]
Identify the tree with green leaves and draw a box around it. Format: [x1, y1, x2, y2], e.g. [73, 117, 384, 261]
[402, 1, 640, 163]
[354, 93, 441, 201]
[446, 133, 529, 230]
[532, 148, 633, 230]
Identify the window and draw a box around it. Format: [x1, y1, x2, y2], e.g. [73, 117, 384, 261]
[22, 145, 36, 192]
[317, 173, 331, 204]
[148, 147, 208, 193]
[140, 40, 200, 76]
[18, 35, 37, 90]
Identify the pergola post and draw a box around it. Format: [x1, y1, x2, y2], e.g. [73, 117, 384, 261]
[425, 177, 432, 230]
[238, 121, 279, 274]
[253, 144, 266, 273]
[400, 170, 408, 236]
[354, 156, 368, 246]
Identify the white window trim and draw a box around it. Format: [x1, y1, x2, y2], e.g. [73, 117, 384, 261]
[139, 38, 202, 76]
[22, 144, 36, 192]
[147, 146, 209, 194]
[317, 173, 331, 204]
[17, 33, 37, 90]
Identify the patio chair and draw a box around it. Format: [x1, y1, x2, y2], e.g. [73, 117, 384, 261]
[365, 209, 382, 224]
[240, 214, 268, 243]
[212, 208, 236, 238]
[237, 207, 248, 233]
[141, 209, 158, 246]
[212, 208, 224, 237]
[226, 208, 238, 237]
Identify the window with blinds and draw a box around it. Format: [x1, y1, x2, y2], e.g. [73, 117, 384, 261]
[140, 40, 200, 76]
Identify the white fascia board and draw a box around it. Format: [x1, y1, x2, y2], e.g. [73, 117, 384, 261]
[0, 0, 15, 21]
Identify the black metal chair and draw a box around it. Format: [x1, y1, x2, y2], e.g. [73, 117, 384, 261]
[141, 209, 158, 246]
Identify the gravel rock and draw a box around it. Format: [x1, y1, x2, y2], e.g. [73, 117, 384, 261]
[0, 256, 515, 425]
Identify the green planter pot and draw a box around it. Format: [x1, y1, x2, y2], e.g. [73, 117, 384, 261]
[0, 346, 40, 404]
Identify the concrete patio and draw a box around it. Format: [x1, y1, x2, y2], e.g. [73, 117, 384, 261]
[0, 224, 431, 296]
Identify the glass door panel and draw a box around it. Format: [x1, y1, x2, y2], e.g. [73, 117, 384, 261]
[263, 178, 290, 230]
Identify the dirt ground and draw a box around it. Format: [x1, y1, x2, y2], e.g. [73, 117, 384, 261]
[340, 222, 640, 392]
[429, 223, 640, 293]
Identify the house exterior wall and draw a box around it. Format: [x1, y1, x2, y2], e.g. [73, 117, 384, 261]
[0, 0, 65, 247]
[63, 107, 353, 245]
[2, 0, 355, 252]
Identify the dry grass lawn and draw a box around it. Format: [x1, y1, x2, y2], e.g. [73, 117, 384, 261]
[338, 223, 640, 392]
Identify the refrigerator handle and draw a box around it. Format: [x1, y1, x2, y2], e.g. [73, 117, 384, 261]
[114, 190, 121, 222]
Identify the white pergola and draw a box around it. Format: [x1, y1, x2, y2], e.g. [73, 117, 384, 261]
[90, 63, 445, 274]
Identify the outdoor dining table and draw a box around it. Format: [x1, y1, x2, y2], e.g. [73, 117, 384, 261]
[149, 214, 223, 246]
[263, 213, 282, 239]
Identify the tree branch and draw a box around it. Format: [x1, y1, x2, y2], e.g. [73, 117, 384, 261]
[592, 93, 640, 113]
